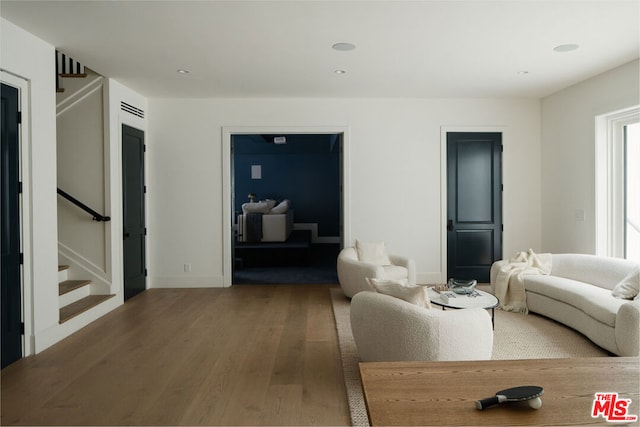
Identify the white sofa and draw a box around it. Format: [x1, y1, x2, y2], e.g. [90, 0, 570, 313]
[237, 199, 293, 243]
[350, 291, 494, 362]
[237, 209, 293, 243]
[490, 254, 640, 356]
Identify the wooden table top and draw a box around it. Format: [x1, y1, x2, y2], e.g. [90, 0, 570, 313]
[359, 357, 639, 426]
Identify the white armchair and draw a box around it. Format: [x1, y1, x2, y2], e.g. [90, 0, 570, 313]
[350, 291, 494, 362]
[337, 246, 416, 298]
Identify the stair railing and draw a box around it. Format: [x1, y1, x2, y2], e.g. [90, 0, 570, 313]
[57, 188, 110, 222]
[56, 50, 87, 93]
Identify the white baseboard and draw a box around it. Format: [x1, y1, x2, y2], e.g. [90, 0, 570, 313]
[150, 276, 227, 288]
[417, 272, 446, 285]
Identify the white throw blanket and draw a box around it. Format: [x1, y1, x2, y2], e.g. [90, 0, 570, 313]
[494, 249, 552, 313]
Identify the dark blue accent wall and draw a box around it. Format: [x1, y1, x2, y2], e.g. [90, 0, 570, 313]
[233, 134, 341, 237]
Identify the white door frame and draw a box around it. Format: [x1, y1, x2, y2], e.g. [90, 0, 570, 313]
[222, 126, 351, 287]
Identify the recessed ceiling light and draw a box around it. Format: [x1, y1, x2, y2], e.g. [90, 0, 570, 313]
[553, 44, 579, 53]
[517, 70, 529, 75]
[334, 69, 347, 74]
[332, 42, 356, 51]
[177, 69, 190, 74]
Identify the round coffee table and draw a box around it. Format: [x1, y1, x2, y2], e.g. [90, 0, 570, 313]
[426, 287, 499, 328]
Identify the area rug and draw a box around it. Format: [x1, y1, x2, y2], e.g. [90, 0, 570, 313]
[330, 287, 610, 427]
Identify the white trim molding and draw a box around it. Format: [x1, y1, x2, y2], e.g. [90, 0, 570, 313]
[222, 125, 350, 287]
[595, 105, 640, 258]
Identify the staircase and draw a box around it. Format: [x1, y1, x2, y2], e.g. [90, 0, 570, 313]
[58, 265, 114, 324]
[56, 49, 115, 324]
[56, 50, 87, 93]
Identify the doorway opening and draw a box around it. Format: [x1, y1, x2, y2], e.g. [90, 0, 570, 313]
[224, 128, 349, 286]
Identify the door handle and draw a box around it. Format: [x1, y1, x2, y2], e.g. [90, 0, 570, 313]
[447, 220, 454, 231]
[124, 232, 130, 239]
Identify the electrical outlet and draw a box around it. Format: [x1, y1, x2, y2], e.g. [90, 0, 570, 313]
[184, 263, 192, 273]
[575, 209, 585, 222]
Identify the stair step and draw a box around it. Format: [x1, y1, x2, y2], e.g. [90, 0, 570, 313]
[59, 279, 91, 296]
[58, 265, 70, 272]
[59, 295, 115, 324]
[59, 73, 88, 78]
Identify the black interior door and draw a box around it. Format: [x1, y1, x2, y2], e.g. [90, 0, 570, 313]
[447, 132, 502, 282]
[122, 125, 146, 300]
[1, 83, 23, 368]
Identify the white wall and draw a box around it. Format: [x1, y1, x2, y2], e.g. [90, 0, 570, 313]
[148, 97, 541, 286]
[1, 18, 59, 352]
[541, 60, 640, 254]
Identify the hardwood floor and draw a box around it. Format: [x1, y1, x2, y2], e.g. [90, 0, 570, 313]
[1, 285, 350, 426]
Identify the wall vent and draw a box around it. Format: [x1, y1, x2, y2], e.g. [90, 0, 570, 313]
[120, 101, 145, 119]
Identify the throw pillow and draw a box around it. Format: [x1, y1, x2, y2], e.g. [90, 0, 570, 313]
[242, 201, 271, 214]
[263, 199, 277, 210]
[270, 199, 290, 214]
[612, 266, 640, 300]
[356, 240, 391, 265]
[366, 277, 432, 309]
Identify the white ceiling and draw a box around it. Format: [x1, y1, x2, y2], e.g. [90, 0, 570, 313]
[1, 0, 638, 99]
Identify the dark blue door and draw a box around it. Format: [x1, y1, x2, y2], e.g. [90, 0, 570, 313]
[1, 83, 23, 368]
[447, 132, 502, 282]
[122, 125, 146, 300]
